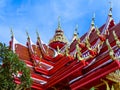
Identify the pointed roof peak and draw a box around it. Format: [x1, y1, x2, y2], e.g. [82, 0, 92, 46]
[57, 16, 61, 30]
[91, 13, 95, 26]
[108, 1, 112, 17]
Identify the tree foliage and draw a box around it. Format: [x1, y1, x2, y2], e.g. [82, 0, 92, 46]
[0, 43, 32, 90]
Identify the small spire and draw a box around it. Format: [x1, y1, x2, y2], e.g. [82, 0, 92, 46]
[108, 1, 112, 17]
[26, 31, 30, 39]
[75, 24, 78, 33]
[36, 30, 40, 39]
[57, 16, 61, 30]
[10, 28, 14, 38]
[74, 24, 79, 36]
[91, 13, 95, 26]
[72, 24, 79, 42]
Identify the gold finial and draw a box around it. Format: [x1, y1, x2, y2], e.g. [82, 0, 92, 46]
[57, 16, 61, 30]
[74, 24, 79, 39]
[10, 28, 14, 37]
[109, 1, 112, 17]
[72, 24, 79, 42]
[113, 31, 120, 48]
[106, 39, 116, 60]
[91, 13, 95, 26]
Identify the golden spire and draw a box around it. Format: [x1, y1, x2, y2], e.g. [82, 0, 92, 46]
[108, 1, 112, 17]
[73, 24, 79, 41]
[75, 24, 79, 36]
[57, 16, 61, 30]
[10, 28, 14, 38]
[91, 13, 95, 26]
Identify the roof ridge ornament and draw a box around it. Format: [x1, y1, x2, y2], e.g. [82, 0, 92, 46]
[57, 16, 61, 30]
[26, 31, 30, 39]
[108, 1, 112, 17]
[91, 13, 95, 26]
[106, 39, 116, 60]
[72, 24, 79, 41]
[10, 28, 14, 38]
[36, 30, 40, 39]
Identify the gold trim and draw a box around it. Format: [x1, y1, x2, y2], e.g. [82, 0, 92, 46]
[113, 31, 120, 48]
[106, 39, 116, 60]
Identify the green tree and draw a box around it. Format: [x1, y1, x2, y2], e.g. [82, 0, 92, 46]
[0, 43, 32, 90]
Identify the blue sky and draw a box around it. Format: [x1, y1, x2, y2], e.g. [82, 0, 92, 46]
[0, 0, 120, 45]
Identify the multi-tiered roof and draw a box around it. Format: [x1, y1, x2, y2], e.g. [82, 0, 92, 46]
[9, 6, 120, 90]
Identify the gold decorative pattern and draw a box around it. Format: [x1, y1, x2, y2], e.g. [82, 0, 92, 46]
[49, 18, 69, 44]
[85, 36, 91, 49]
[64, 46, 69, 56]
[101, 79, 110, 90]
[57, 46, 60, 54]
[113, 31, 120, 48]
[106, 39, 116, 60]
[106, 70, 120, 83]
[106, 70, 120, 90]
[96, 27, 100, 36]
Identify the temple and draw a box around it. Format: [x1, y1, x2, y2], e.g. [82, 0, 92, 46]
[9, 5, 120, 90]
